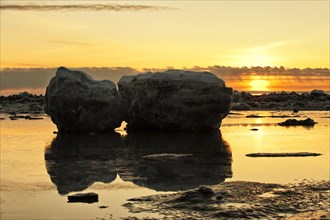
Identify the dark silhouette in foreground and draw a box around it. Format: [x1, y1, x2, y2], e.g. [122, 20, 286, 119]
[44, 67, 232, 132]
[118, 70, 232, 131]
[44, 67, 124, 133]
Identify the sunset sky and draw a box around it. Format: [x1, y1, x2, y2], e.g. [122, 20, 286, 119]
[0, 0, 329, 94]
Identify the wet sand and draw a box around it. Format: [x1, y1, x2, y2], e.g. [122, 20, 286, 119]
[124, 180, 330, 219]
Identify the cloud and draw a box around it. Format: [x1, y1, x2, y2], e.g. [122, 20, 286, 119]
[0, 4, 174, 11]
[47, 40, 93, 46]
[0, 67, 139, 91]
[0, 66, 329, 95]
[246, 41, 288, 51]
[243, 39, 307, 52]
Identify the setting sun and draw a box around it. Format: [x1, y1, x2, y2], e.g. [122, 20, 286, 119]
[249, 79, 270, 91]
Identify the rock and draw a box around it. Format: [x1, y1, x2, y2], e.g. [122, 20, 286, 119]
[24, 115, 43, 120]
[230, 90, 329, 111]
[29, 102, 43, 112]
[215, 191, 231, 200]
[9, 115, 26, 120]
[28, 117, 43, 120]
[246, 152, 322, 157]
[2, 89, 329, 114]
[0, 93, 45, 114]
[198, 185, 215, 196]
[231, 102, 251, 110]
[278, 118, 317, 126]
[286, 210, 330, 220]
[67, 192, 98, 203]
[45, 67, 124, 133]
[246, 114, 265, 118]
[124, 180, 330, 220]
[311, 89, 325, 96]
[270, 115, 299, 118]
[229, 112, 243, 115]
[232, 90, 241, 102]
[118, 70, 232, 131]
[98, 206, 109, 209]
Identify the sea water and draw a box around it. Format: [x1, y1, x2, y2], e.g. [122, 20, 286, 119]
[0, 111, 329, 219]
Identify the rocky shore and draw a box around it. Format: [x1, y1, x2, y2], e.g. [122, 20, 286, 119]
[0, 92, 44, 114]
[1, 90, 329, 115]
[232, 90, 330, 111]
[123, 180, 330, 220]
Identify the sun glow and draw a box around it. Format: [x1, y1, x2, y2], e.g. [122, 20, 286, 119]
[249, 79, 270, 91]
[236, 50, 278, 67]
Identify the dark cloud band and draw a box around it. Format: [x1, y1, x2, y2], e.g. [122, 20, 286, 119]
[0, 66, 329, 91]
[0, 4, 174, 11]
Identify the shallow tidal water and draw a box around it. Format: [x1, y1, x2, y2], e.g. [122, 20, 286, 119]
[0, 111, 329, 219]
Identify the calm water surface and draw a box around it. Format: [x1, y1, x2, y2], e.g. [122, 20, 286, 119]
[1, 111, 329, 219]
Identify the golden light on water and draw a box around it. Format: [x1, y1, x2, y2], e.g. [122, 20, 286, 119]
[249, 79, 270, 91]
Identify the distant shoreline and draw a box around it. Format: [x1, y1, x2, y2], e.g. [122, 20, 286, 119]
[0, 90, 329, 114]
[248, 90, 330, 95]
[231, 89, 330, 111]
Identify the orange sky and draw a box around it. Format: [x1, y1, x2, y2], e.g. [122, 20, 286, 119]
[1, 1, 329, 68]
[0, 1, 329, 94]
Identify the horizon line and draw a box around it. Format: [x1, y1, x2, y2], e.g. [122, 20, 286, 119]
[2, 89, 330, 96]
[1, 65, 329, 70]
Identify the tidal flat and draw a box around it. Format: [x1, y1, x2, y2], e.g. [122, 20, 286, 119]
[124, 180, 330, 219]
[0, 111, 329, 219]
